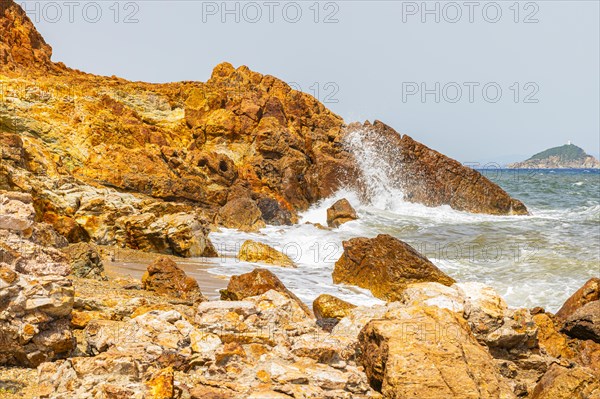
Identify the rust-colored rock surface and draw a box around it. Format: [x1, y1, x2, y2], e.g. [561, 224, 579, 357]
[312, 294, 356, 322]
[358, 305, 515, 399]
[220, 268, 311, 316]
[555, 277, 600, 321]
[531, 364, 600, 399]
[0, 0, 63, 74]
[343, 121, 528, 215]
[141, 256, 205, 303]
[333, 234, 455, 301]
[0, 0, 528, 258]
[326, 198, 358, 228]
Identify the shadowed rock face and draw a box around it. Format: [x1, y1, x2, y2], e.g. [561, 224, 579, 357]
[343, 120, 529, 215]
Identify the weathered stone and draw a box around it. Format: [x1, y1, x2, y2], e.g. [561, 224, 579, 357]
[118, 212, 217, 258]
[313, 294, 356, 326]
[63, 242, 106, 280]
[257, 197, 293, 226]
[555, 277, 600, 321]
[142, 257, 205, 303]
[216, 197, 266, 232]
[333, 234, 455, 301]
[145, 367, 174, 399]
[0, 191, 35, 231]
[455, 282, 508, 337]
[562, 300, 600, 343]
[238, 240, 296, 267]
[326, 199, 358, 228]
[358, 305, 516, 399]
[401, 282, 465, 314]
[0, 267, 74, 367]
[343, 121, 528, 215]
[220, 268, 311, 316]
[531, 364, 600, 399]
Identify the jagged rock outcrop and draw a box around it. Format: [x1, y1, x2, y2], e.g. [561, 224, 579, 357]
[0, 0, 63, 74]
[1, 0, 527, 252]
[333, 234, 456, 301]
[0, 265, 75, 367]
[555, 277, 600, 321]
[344, 121, 528, 215]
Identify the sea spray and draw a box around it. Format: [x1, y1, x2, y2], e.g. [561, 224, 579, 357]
[342, 126, 406, 210]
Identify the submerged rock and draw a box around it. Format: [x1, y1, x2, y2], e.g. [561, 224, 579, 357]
[333, 234, 455, 301]
[238, 240, 296, 268]
[141, 256, 206, 303]
[326, 199, 358, 228]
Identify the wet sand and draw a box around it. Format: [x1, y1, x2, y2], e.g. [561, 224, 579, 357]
[102, 248, 229, 300]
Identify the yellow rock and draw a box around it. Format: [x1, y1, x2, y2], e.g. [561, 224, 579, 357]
[312, 294, 356, 321]
[238, 240, 296, 268]
[71, 310, 111, 329]
[145, 367, 174, 399]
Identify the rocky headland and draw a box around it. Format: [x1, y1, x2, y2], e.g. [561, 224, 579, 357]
[3, 1, 598, 398]
[508, 144, 600, 169]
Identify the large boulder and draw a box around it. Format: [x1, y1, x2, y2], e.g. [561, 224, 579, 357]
[358, 305, 515, 399]
[333, 234, 455, 301]
[531, 364, 600, 399]
[216, 197, 265, 232]
[0, 265, 74, 367]
[238, 240, 296, 268]
[220, 268, 311, 316]
[142, 257, 205, 303]
[326, 198, 358, 228]
[343, 121, 528, 215]
[555, 277, 600, 321]
[561, 301, 600, 343]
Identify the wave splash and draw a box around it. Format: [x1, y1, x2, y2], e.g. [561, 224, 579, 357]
[342, 127, 405, 211]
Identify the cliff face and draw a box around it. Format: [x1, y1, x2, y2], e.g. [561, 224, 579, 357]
[1, 0, 527, 251]
[0, 0, 63, 74]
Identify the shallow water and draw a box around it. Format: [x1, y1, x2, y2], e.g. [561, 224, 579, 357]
[206, 168, 599, 312]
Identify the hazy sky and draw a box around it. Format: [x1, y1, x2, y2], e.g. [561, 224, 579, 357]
[21, 0, 600, 163]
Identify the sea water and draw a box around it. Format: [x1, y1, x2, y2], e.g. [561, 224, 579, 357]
[207, 132, 599, 312]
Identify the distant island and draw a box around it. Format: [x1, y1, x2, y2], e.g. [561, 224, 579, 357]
[508, 143, 600, 169]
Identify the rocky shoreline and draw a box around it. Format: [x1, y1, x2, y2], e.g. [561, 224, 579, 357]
[1, 191, 599, 399]
[1, 1, 598, 398]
